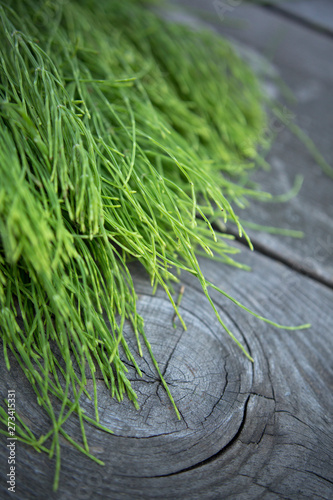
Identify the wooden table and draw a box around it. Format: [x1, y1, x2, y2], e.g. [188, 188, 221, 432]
[1, 1, 332, 498]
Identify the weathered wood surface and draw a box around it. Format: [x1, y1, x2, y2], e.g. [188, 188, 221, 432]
[268, 0, 333, 35]
[1, 2, 333, 499]
[173, 0, 333, 287]
[1, 249, 333, 499]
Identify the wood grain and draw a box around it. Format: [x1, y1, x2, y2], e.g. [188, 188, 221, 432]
[1, 245, 333, 499]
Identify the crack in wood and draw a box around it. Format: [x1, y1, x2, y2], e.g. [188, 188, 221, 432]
[303, 470, 333, 486]
[140, 395, 251, 478]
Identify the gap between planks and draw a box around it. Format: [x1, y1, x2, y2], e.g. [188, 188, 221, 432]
[218, 224, 333, 291]
[261, 2, 333, 39]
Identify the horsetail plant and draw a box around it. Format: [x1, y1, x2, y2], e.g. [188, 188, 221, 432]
[0, 0, 312, 489]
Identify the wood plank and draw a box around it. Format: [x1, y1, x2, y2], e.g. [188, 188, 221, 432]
[267, 0, 333, 36]
[1, 243, 332, 498]
[170, 0, 333, 287]
[1, 3, 332, 499]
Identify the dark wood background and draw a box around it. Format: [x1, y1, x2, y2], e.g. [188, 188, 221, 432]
[1, 1, 332, 498]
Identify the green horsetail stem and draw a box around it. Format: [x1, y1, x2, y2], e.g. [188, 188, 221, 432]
[0, 0, 316, 490]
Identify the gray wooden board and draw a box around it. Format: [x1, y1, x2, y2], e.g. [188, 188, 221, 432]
[171, 0, 333, 287]
[1, 244, 333, 499]
[1, 2, 333, 499]
[267, 0, 333, 36]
